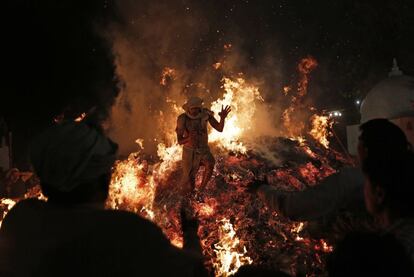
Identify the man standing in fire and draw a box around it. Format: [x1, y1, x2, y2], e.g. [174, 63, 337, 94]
[176, 96, 231, 195]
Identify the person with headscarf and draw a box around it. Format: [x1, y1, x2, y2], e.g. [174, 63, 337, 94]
[176, 96, 231, 195]
[0, 122, 207, 277]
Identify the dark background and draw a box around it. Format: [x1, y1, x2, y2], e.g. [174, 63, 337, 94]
[2, 0, 414, 168]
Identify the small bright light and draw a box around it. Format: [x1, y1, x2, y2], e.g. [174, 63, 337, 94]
[356, 100, 360, 105]
[339, 112, 342, 116]
[329, 113, 332, 117]
[334, 112, 339, 116]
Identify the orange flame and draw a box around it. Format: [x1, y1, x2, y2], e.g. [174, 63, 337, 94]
[74, 113, 86, 122]
[283, 86, 291, 95]
[309, 114, 333, 148]
[213, 218, 253, 276]
[209, 77, 263, 153]
[107, 154, 156, 220]
[297, 56, 318, 98]
[282, 57, 318, 139]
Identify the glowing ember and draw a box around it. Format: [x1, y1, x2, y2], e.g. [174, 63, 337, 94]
[291, 222, 306, 241]
[135, 138, 144, 149]
[194, 199, 218, 218]
[320, 239, 334, 253]
[160, 67, 177, 86]
[213, 218, 253, 277]
[213, 62, 222, 70]
[283, 86, 291, 95]
[209, 77, 263, 153]
[309, 114, 333, 148]
[74, 112, 86, 122]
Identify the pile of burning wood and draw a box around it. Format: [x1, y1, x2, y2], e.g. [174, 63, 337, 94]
[0, 57, 361, 276]
[107, 134, 352, 277]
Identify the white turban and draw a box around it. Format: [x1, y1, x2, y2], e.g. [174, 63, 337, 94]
[182, 96, 203, 112]
[30, 122, 118, 192]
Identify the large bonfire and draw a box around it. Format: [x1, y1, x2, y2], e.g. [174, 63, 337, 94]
[0, 56, 352, 277]
[106, 56, 351, 276]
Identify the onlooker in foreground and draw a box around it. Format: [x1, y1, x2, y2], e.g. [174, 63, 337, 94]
[0, 122, 207, 277]
[361, 145, 414, 262]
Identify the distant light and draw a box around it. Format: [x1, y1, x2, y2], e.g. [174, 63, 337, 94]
[329, 113, 332, 117]
[334, 112, 339, 116]
[356, 100, 361, 105]
[339, 112, 342, 117]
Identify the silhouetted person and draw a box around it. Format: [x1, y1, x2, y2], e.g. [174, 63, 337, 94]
[327, 232, 413, 277]
[0, 122, 207, 277]
[361, 143, 414, 263]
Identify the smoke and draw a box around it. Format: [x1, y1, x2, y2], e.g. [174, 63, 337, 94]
[105, 0, 292, 156]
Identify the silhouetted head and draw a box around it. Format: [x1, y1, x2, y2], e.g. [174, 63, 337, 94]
[30, 122, 118, 205]
[362, 149, 414, 219]
[358, 118, 410, 163]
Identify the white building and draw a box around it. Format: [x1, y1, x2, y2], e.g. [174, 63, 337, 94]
[347, 59, 414, 155]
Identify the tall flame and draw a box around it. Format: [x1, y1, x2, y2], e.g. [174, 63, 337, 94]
[282, 56, 318, 138]
[209, 77, 263, 153]
[154, 143, 182, 179]
[107, 154, 156, 220]
[297, 56, 318, 98]
[309, 114, 333, 148]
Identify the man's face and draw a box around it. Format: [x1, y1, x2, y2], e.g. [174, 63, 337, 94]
[189, 107, 201, 116]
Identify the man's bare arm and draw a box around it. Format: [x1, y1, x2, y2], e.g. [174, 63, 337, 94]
[208, 105, 231, 132]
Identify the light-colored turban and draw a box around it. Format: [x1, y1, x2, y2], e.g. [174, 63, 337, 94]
[30, 122, 118, 192]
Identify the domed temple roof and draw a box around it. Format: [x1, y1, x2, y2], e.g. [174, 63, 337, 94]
[360, 59, 414, 123]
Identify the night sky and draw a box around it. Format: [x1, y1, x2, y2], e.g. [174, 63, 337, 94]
[3, 0, 414, 167]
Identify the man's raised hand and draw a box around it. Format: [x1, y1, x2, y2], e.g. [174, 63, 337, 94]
[219, 105, 231, 119]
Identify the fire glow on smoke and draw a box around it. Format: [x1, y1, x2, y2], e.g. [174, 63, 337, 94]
[105, 58, 341, 276]
[0, 57, 342, 277]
